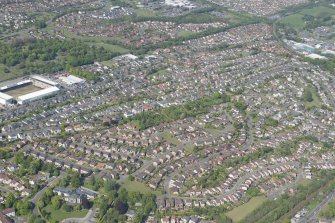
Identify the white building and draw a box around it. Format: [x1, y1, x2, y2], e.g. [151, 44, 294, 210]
[17, 86, 60, 105]
[0, 92, 14, 105]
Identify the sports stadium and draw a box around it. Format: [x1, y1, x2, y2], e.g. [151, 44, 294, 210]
[0, 75, 60, 105]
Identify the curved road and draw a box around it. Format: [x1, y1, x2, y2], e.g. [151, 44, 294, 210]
[61, 208, 96, 223]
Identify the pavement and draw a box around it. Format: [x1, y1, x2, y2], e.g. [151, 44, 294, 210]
[61, 208, 96, 223]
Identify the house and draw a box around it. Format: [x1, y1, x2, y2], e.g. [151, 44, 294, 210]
[65, 194, 84, 205]
[1, 208, 15, 218]
[0, 213, 13, 223]
[125, 210, 136, 220]
[76, 187, 98, 199]
[161, 217, 170, 223]
[53, 187, 72, 197]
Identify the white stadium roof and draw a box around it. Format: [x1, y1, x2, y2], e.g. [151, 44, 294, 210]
[0, 92, 13, 100]
[31, 75, 58, 86]
[17, 86, 59, 102]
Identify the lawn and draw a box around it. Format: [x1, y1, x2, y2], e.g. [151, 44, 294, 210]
[133, 8, 157, 17]
[42, 204, 88, 222]
[102, 60, 117, 68]
[300, 6, 335, 17]
[226, 196, 268, 223]
[60, 29, 128, 53]
[282, 6, 335, 29]
[303, 86, 322, 109]
[282, 14, 305, 29]
[300, 178, 311, 187]
[0, 64, 26, 82]
[86, 42, 129, 54]
[162, 131, 181, 145]
[177, 30, 194, 38]
[120, 179, 161, 195]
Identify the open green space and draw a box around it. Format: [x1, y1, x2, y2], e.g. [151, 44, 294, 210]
[133, 8, 157, 17]
[303, 86, 322, 109]
[300, 6, 335, 17]
[120, 179, 161, 195]
[282, 5, 335, 29]
[0, 64, 26, 82]
[300, 178, 311, 187]
[86, 42, 129, 54]
[102, 60, 117, 68]
[282, 14, 305, 29]
[162, 131, 182, 145]
[177, 30, 194, 38]
[226, 196, 268, 222]
[42, 204, 88, 222]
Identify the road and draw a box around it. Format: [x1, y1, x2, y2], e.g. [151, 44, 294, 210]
[30, 172, 65, 214]
[298, 189, 335, 223]
[242, 114, 254, 151]
[267, 172, 304, 199]
[61, 208, 96, 223]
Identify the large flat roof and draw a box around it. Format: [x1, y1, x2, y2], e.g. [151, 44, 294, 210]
[31, 75, 58, 86]
[59, 75, 86, 85]
[17, 86, 59, 101]
[0, 92, 13, 100]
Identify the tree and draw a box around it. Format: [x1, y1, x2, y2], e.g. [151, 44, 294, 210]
[16, 200, 33, 215]
[27, 213, 45, 223]
[53, 169, 60, 177]
[51, 196, 62, 209]
[37, 198, 45, 209]
[303, 88, 314, 102]
[104, 180, 119, 193]
[5, 192, 15, 208]
[35, 20, 47, 29]
[71, 173, 82, 188]
[119, 188, 128, 202]
[62, 203, 72, 212]
[114, 199, 129, 214]
[45, 188, 54, 199]
[128, 175, 135, 181]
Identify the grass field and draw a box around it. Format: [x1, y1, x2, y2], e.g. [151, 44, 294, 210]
[42, 204, 88, 222]
[162, 131, 181, 145]
[120, 179, 161, 195]
[304, 87, 322, 109]
[2, 84, 42, 97]
[177, 30, 194, 38]
[133, 8, 157, 17]
[282, 5, 335, 29]
[0, 65, 12, 82]
[300, 178, 311, 187]
[102, 60, 117, 68]
[0, 64, 27, 82]
[300, 6, 335, 17]
[282, 14, 305, 29]
[60, 30, 129, 54]
[226, 196, 268, 222]
[86, 42, 129, 54]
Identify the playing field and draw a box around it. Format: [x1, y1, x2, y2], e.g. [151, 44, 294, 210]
[226, 196, 268, 222]
[2, 84, 43, 97]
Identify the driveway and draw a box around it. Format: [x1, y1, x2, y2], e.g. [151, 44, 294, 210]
[61, 208, 96, 223]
